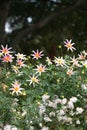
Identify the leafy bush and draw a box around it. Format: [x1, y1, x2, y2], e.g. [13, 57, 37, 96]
[0, 39, 87, 130]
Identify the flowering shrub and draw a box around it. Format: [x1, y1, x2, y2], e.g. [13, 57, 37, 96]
[0, 39, 87, 130]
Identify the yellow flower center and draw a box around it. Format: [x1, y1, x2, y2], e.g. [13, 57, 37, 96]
[3, 49, 8, 54]
[32, 77, 38, 82]
[5, 56, 11, 61]
[57, 59, 62, 64]
[14, 86, 19, 92]
[67, 43, 72, 48]
[67, 71, 72, 76]
[35, 53, 40, 58]
[38, 67, 44, 72]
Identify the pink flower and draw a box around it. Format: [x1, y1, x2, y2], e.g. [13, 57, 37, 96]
[31, 49, 44, 60]
[0, 45, 12, 55]
[2, 54, 14, 62]
[67, 69, 74, 76]
[64, 39, 76, 52]
[9, 80, 24, 95]
[17, 59, 26, 67]
[78, 51, 86, 60]
[34, 64, 47, 75]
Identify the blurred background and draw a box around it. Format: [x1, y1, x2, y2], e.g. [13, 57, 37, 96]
[0, 0, 87, 58]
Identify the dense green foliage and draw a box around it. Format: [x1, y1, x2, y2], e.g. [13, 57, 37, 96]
[0, 41, 87, 129]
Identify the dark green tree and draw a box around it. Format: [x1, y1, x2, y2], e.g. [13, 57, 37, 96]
[0, 0, 87, 56]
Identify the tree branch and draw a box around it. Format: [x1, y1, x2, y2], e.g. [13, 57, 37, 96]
[12, 0, 86, 45]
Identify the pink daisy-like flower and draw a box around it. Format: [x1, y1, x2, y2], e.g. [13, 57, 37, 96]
[67, 69, 74, 76]
[64, 39, 76, 52]
[78, 51, 87, 60]
[0, 45, 12, 55]
[9, 80, 24, 95]
[34, 64, 47, 75]
[78, 53, 86, 60]
[31, 49, 44, 60]
[2, 54, 14, 63]
[17, 59, 26, 67]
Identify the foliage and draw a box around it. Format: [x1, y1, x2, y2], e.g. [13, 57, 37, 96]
[0, 39, 87, 130]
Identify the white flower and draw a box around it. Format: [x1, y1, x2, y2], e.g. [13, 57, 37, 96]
[39, 105, 46, 115]
[15, 53, 26, 60]
[12, 127, 18, 130]
[70, 56, 81, 67]
[28, 75, 39, 86]
[81, 84, 87, 90]
[41, 126, 49, 130]
[44, 116, 52, 122]
[30, 126, 34, 130]
[54, 98, 62, 104]
[48, 101, 57, 109]
[62, 106, 67, 111]
[76, 107, 84, 114]
[54, 57, 66, 67]
[46, 57, 52, 65]
[66, 117, 72, 124]
[61, 98, 67, 104]
[12, 65, 19, 73]
[22, 110, 27, 117]
[67, 101, 74, 109]
[70, 97, 77, 103]
[4, 125, 11, 130]
[42, 94, 50, 102]
[30, 121, 33, 124]
[70, 56, 77, 62]
[83, 60, 87, 68]
[49, 111, 55, 117]
[70, 111, 75, 116]
[76, 120, 81, 124]
[58, 115, 67, 122]
[39, 123, 42, 127]
[59, 109, 65, 116]
[82, 50, 87, 56]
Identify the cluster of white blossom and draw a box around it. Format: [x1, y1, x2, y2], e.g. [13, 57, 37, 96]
[81, 84, 87, 91]
[35, 94, 84, 129]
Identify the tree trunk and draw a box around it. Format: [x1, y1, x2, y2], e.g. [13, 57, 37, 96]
[0, 0, 11, 45]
